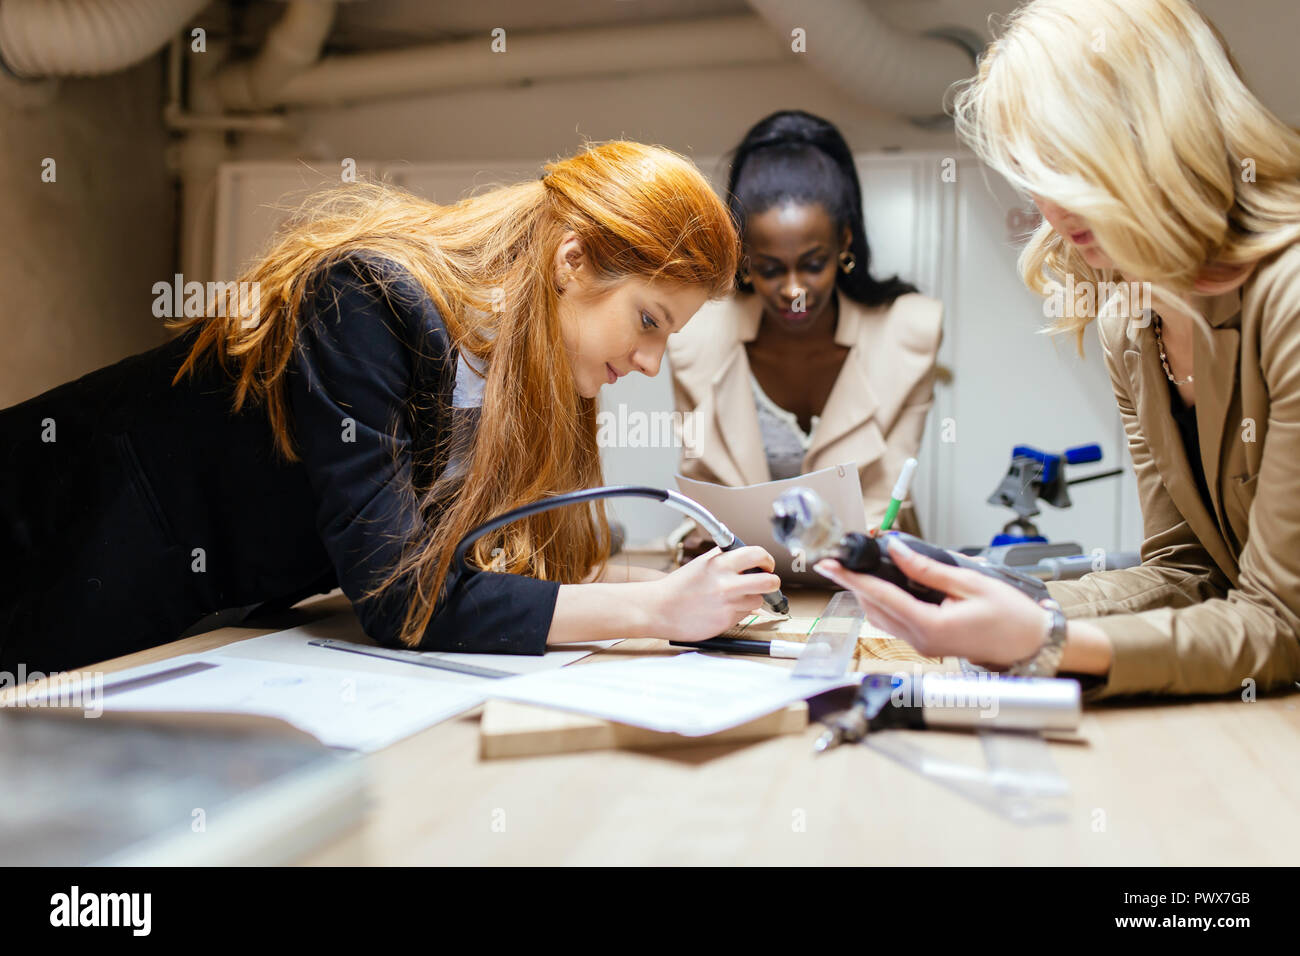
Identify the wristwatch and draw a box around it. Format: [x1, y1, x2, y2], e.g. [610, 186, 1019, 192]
[1007, 598, 1068, 677]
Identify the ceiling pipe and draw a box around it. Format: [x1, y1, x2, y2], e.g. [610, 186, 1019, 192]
[210, 0, 335, 111]
[0, 0, 208, 77]
[269, 14, 785, 107]
[744, 0, 981, 124]
[168, 2, 339, 288]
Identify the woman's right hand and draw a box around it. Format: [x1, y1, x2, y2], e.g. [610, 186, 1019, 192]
[647, 546, 782, 642]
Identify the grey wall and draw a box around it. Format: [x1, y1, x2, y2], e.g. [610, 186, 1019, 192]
[0, 56, 175, 408]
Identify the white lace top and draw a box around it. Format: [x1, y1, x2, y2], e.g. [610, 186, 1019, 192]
[750, 371, 819, 481]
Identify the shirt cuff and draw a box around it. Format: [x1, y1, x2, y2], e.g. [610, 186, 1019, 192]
[1069, 611, 1176, 700]
[419, 570, 561, 656]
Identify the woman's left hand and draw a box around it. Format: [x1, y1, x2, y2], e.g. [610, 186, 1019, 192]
[813, 537, 1048, 668]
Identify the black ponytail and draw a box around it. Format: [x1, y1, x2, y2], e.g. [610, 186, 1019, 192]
[724, 109, 917, 308]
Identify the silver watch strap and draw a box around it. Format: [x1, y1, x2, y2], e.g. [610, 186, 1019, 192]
[1009, 599, 1067, 677]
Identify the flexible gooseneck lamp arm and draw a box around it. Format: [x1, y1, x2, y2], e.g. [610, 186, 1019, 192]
[450, 485, 787, 615]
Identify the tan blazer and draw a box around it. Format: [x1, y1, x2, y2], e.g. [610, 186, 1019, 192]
[668, 291, 942, 536]
[1047, 242, 1300, 699]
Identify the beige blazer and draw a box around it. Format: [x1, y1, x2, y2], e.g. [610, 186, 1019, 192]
[1047, 242, 1300, 699]
[668, 291, 943, 536]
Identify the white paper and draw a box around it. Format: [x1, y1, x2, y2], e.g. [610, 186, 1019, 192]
[486, 652, 858, 737]
[208, 619, 619, 688]
[76, 654, 486, 752]
[676, 463, 865, 585]
[24, 611, 619, 753]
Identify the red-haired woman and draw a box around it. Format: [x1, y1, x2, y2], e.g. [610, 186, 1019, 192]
[0, 141, 780, 673]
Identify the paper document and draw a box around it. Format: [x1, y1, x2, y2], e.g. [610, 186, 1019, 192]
[676, 463, 865, 585]
[209, 619, 619, 687]
[34, 653, 486, 752]
[21, 608, 620, 753]
[486, 652, 858, 737]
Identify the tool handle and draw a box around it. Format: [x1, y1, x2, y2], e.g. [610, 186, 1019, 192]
[721, 536, 789, 615]
[834, 532, 1049, 605]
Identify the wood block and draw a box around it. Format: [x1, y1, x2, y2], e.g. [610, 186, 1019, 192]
[479, 698, 807, 759]
[722, 612, 939, 667]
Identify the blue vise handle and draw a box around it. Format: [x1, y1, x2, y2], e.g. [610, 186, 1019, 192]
[1064, 443, 1103, 464]
[1009, 443, 1102, 487]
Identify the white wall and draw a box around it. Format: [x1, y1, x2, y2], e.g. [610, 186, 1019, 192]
[938, 157, 1139, 552]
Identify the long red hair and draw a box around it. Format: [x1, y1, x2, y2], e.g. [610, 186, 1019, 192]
[167, 141, 739, 646]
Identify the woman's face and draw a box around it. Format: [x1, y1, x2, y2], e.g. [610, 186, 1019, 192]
[1033, 195, 1257, 294]
[1032, 196, 1115, 271]
[554, 235, 709, 399]
[744, 202, 849, 334]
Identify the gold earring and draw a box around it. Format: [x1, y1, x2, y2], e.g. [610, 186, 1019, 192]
[838, 250, 856, 275]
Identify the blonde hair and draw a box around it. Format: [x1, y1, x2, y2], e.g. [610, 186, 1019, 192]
[168, 141, 738, 648]
[952, 0, 1300, 346]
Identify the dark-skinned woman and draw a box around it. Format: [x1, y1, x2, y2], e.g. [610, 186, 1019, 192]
[669, 110, 942, 560]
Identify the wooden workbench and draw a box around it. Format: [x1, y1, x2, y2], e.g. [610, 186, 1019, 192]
[50, 556, 1300, 866]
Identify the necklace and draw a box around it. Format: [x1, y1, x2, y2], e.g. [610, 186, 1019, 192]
[1152, 311, 1194, 386]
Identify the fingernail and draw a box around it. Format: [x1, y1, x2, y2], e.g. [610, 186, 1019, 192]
[814, 560, 837, 577]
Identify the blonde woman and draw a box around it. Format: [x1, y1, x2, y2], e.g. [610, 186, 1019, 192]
[816, 0, 1300, 697]
[0, 142, 781, 673]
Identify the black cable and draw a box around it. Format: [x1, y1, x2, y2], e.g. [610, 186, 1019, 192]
[452, 485, 669, 575]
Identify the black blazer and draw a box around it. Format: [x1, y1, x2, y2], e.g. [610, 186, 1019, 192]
[0, 254, 560, 673]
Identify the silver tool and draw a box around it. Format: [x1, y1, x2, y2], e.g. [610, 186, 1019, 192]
[306, 639, 515, 679]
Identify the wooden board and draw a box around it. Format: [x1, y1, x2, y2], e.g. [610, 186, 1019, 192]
[722, 611, 940, 667]
[479, 698, 807, 759]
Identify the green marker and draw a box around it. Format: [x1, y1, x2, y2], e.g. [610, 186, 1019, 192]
[879, 457, 918, 532]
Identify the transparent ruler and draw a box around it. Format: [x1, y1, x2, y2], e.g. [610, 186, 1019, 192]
[793, 594, 1075, 824]
[792, 590, 864, 679]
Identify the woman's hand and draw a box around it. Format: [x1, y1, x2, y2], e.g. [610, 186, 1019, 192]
[648, 546, 782, 642]
[813, 537, 1047, 668]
